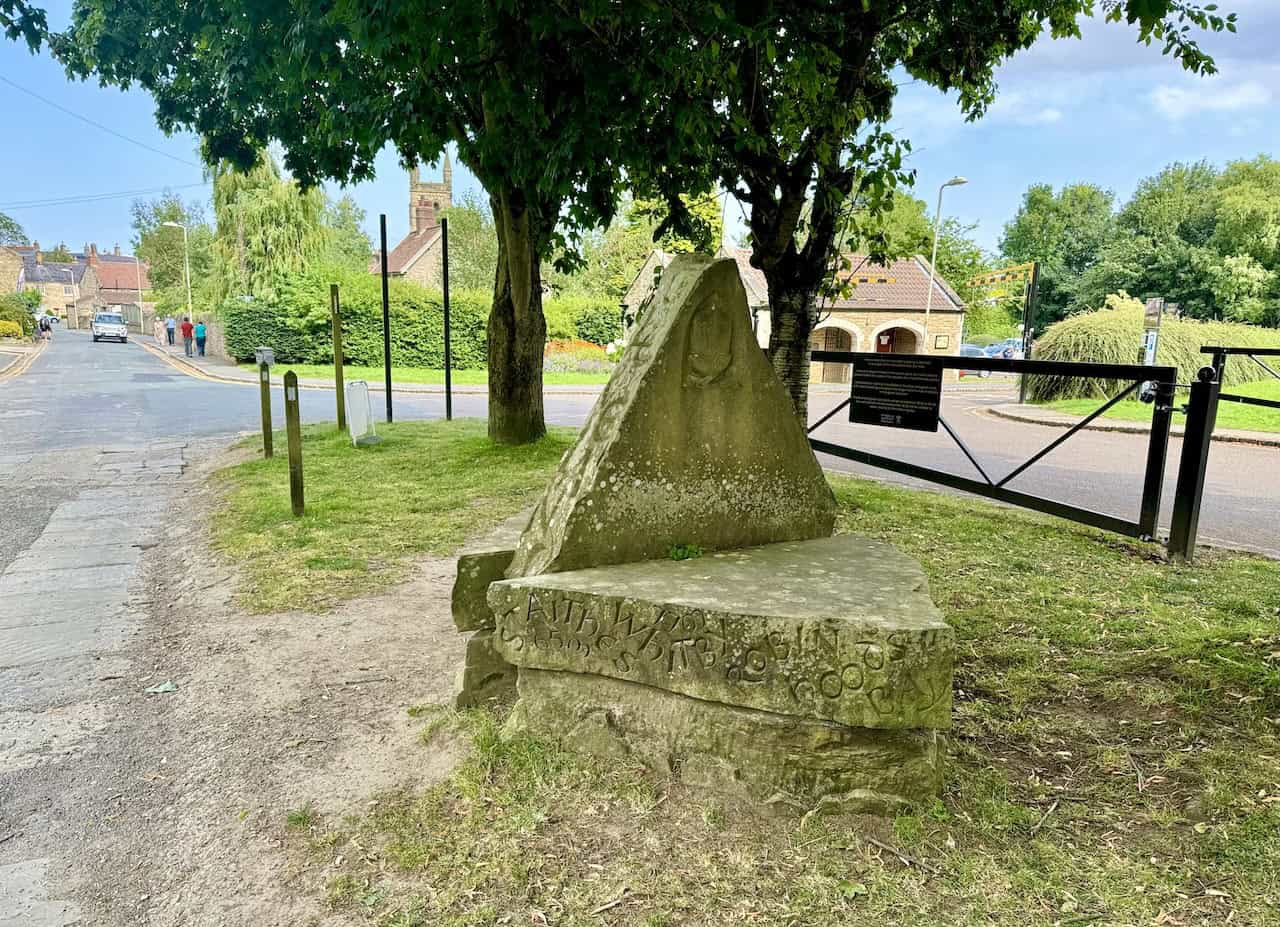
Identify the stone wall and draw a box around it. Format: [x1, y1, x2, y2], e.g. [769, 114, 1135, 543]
[0, 248, 21, 293]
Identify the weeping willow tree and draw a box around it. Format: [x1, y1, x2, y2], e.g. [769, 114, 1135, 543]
[211, 152, 329, 302]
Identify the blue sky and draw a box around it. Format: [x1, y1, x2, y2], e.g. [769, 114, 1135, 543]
[2, 1, 1278, 258]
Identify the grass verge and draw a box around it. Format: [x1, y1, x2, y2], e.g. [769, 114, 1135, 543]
[210, 419, 573, 612]
[237, 362, 613, 386]
[1045, 378, 1280, 434]
[277, 466, 1280, 926]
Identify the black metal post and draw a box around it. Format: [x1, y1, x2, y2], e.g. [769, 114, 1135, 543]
[442, 216, 453, 421]
[1018, 261, 1040, 404]
[1137, 379, 1175, 540]
[379, 213, 393, 423]
[1168, 366, 1221, 562]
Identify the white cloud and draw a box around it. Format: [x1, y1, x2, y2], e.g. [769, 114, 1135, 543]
[1150, 79, 1272, 120]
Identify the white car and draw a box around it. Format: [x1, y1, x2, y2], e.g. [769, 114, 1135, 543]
[91, 312, 129, 343]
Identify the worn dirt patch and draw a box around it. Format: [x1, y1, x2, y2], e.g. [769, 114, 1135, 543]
[68, 441, 467, 926]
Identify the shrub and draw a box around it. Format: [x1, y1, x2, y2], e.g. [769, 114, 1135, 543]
[0, 294, 36, 337]
[219, 263, 624, 368]
[220, 266, 490, 368]
[0, 319, 23, 339]
[963, 299, 1021, 340]
[966, 333, 1003, 348]
[546, 294, 622, 346]
[1026, 294, 1280, 401]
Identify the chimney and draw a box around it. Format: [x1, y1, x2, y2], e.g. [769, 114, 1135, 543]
[113, 243, 121, 256]
[88, 243, 99, 266]
[33, 240, 41, 264]
[443, 150, 452, 189]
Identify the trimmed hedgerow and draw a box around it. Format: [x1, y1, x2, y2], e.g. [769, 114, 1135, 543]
[1026, 294, 1280, 402]
[220, 265, 624, 367]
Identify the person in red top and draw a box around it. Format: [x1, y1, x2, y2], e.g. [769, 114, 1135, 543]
[180, 317, 195, 357]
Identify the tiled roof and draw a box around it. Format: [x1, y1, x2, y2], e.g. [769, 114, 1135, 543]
[718, 247, 965, 312]
[17, 255, 86, 285]
[95, 255, 151, 291]
[12, 246, 151, 291]
[371, 226, 442, 275]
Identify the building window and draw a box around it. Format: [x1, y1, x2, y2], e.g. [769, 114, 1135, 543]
[934, 334, 950, 350]
[63, 285, 73, 296]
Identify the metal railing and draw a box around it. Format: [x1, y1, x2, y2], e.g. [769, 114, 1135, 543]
[809, 350, 1179, 545]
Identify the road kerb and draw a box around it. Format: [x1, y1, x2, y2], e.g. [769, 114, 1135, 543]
[0, 339, 49, 383]
[987, 402, 1280, 449]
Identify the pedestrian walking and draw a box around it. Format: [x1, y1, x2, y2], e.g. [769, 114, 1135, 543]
[194, 320, 207, 357]
[165, 315, 177, 346]
[180, 316, 194, 357]
[153, 315, 165, 346]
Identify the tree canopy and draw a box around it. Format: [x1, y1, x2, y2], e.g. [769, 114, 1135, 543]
[18, 0, 1237, 430]
[0, 210, 27, 246]
[1010, 156, 1280, 327]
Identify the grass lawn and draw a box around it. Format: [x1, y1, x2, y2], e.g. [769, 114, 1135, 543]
[237, 362, 613, 386]
[210, 420, 575, 611]
[215, 421, 1280, 926]
[1045, 377, 1280, 434]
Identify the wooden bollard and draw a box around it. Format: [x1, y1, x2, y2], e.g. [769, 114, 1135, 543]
[284, 371, 304, 517]
[258, 361, 273, 459]
[331, 284, 347, 432]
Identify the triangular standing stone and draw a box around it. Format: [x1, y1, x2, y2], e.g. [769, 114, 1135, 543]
[508, 254, 836, 577]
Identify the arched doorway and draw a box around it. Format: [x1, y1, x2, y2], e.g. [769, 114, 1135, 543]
[809, 327, 853, 384]
[874, 326, 920, 354]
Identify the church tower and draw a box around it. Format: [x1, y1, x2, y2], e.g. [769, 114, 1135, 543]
[408, 152, 454, 232]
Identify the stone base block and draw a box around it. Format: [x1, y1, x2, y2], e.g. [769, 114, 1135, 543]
[454, 630, 516, 709]
[451, 511, 529, 632]
[508, 668, 944, 814]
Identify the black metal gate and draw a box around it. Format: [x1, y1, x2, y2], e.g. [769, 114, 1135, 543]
[808, 350, 1178, 546]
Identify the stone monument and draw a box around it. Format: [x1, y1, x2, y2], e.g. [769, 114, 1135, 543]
[450, 254, 953, 812]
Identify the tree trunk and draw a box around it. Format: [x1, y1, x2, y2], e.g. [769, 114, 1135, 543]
[487, 189, 546, 445]
[765, 277, 819, 422]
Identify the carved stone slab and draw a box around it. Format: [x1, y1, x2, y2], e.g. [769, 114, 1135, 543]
[506, 254, 836, 578]
[490, 535, 953, 730]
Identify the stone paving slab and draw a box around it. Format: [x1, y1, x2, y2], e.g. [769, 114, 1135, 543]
[0, 593, 128, 631]
[5, 545, 142, 573]
[0, 858, 82, 927]
[0, 615, 137, 668]
[0, 564, 133, 597]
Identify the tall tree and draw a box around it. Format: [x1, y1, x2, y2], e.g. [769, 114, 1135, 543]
[209, 153, 329, 302]
[440, 192, 501, 293]
[322, 195, 373, 271]
[0, 211, 27, 246]
[50, 0, 646, 444]
[131, 192, 214, 310]
[606, 0, 1230, 417]
[1000, 182, 1116, 323]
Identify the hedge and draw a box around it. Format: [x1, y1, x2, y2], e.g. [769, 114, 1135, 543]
[0, 319, 23, 339]
[1026, 295, 1280, 401]
[0, 295, 35, 337]
[221, 266, 623, 367]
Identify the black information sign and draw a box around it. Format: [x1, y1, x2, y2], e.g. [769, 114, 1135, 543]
[849, 354, 944, 432]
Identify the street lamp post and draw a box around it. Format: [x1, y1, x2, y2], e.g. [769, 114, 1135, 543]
[923, 175, 968, 351]
[162, 221, 193, 318]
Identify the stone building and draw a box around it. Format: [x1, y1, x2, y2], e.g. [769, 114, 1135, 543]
[0, 246, 22, 294]
[370, 156, 453, 289]
[11, 242, 152, 329]
[622, 246, 966, 384]
[13, 242, 99, 325]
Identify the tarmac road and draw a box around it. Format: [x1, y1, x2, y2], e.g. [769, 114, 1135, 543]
[2, 331, 1277, 563]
